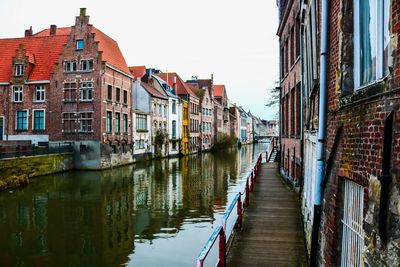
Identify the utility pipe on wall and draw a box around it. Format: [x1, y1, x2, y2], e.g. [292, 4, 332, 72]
[310, 0, 329, 266]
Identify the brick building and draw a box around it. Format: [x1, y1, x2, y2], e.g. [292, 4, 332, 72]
[277, 0, 302, 187]
[0, 28, 67, 144]
[315, 0, 400, 266]
[0, 8, 134, 169]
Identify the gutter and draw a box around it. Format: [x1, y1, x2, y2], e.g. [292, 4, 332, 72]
[310, 0, 329, 266]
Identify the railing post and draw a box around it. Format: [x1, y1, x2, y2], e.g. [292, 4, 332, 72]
[250, 172, 254, 192]
[245, 179, 250, 207]
[219, 228, 226, 267]
[237, 194, 242, 231]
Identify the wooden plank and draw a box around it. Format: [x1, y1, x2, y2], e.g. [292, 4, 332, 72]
[227, 163, 308, 267]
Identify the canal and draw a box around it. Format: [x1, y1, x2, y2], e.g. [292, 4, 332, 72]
[0, 143, 267, 267]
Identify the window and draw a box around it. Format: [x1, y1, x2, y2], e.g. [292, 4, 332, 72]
[290, 27, 295, 66]
[33, 110, 45, 131]
[107, 85, 112, 100]
[340, 179, 364, 267]
[115, 112, 120, 133]
[172, 120, 176, 138]
[123, 114, 128, 133]
[116, 88, 120, 102]
[80, 59, 93, 71]
[63, 83, 77, 102]
[354, 0, 391, 88]
[106, 111, 112, 133]
[16, 110, 28, 131]
[15, 64, 23, 76]
[172, 100, 176, 114]
[80, 82, 93, 101]
[80, 112, 93, 132]
[13, 86, 23, 102]
[164, 106, 167, 117]
[136, 114, 147, 131]
[136, 139, 145, 149]
[76, 40, 84, 50]
[159, 105, 162, 116]
[35, 85, 45, 102]
[64, 61, 77, 72]
[62, 113, 75, 133]
[123, 90, 128, 104]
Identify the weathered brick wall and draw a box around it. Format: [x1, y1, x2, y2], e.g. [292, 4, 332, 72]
[320, 0, 400, 265]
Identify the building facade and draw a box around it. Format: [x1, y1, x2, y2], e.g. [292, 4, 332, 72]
[277, 0, 302, 187]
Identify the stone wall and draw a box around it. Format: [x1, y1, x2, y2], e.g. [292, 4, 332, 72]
[0, 153, 73, 191]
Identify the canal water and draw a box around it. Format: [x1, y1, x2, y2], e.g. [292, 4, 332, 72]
[0, 143, 267, 267]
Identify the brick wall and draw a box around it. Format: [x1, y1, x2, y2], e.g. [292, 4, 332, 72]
[320, 0, 400, 265]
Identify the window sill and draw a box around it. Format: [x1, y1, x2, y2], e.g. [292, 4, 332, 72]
[339, 78, 388, 108]
[12, 101, 23, 103]
[79, 70, 93, 73]
[137, 130, 148, 133]
[33, 100, 46, 104]
[80, 99, 94, 102]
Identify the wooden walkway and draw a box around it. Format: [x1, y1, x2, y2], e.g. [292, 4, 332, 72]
[227, 163, 308, 267]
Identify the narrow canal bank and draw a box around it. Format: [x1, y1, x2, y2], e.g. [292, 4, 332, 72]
[0, 143, 267, 267]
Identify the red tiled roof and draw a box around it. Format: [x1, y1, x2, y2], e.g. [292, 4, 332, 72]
[129, 66, 146, 80]
[141, 81, 168, 99]
[155, 72, 198, 98]
[213, 85, 225, 97]
[34, 26, 130, 74]
[0, 35, 68, 82]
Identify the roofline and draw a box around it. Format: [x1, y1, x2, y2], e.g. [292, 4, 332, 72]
[25, 80, 50, 84]
[106, 63, 133, 78]
[276, 0, 294, 36]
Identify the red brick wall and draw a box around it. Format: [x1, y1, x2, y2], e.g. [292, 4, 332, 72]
[278, 0, 302, 183]
[320, 0, 400, 265]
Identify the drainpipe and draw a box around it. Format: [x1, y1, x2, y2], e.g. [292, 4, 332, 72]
[310, 0, 329, 266]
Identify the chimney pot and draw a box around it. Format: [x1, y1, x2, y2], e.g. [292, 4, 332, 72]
[80, 8, 86, 17]
[50, 24, 57, 35]
[24, 26, 32, 37]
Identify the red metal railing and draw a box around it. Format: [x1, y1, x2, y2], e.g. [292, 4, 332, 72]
[195, 152, 263, 267]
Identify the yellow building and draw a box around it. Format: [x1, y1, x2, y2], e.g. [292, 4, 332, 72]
[181, 100, 189, 155]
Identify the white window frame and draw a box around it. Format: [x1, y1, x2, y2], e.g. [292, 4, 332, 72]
[34, 85, 45, 102]
[354, 0, 390, 90]
[64, 61, 77, 72]
[106, 110, 113, 133]
[32, 109, 45, 131]
[80, 82, 94, 101]
[12, 86, 23, 102]
[16, 109, 29, 131]
[80, 59, 93, 72]
[79, 112, 93, 133]
[15, 64, 24, 76]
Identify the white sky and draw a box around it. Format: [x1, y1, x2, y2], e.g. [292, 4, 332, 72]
[0, 0, 279, 120]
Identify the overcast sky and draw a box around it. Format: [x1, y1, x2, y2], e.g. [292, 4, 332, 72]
[0, 0, 279, 120]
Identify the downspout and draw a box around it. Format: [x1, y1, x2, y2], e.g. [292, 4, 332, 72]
[310, 0, 329, 266]
[299, 7, 304, 199]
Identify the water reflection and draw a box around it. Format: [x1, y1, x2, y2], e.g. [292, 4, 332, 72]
[0, 144, 266, 267]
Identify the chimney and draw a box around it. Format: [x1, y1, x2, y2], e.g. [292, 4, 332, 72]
[50, 24, 57, 35]
[24, 26, 32, 37]
[173, 76, 177, 92]
[80, 8, 86, 18]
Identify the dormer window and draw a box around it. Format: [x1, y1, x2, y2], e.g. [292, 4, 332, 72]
[76, 40, 84, 50]
[15, 64, 23, 76]
[64, 61, 77, 72]
[80, 59, 93, 71]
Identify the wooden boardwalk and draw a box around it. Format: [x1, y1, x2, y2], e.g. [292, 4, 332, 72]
[227, 163, 308, 267]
